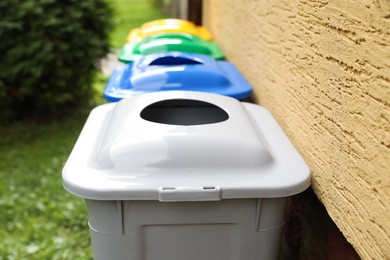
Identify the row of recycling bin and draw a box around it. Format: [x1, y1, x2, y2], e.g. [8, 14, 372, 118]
[103, 18, 252, 102]
[62, 19, 310, 260]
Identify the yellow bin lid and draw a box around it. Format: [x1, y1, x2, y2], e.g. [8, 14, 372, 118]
[127, 19, 212, 42]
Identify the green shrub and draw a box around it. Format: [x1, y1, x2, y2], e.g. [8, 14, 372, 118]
[0, 0, 112, 122]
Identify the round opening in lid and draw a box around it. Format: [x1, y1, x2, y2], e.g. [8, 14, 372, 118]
[149, 56, 203, 66]
[140, 99, 229, 126]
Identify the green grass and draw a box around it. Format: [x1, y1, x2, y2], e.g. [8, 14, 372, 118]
[92, 72, 110, 103]
[0, 1, 167, 259]
[108, 0, 168, 49]
[0, 109, 94, 259]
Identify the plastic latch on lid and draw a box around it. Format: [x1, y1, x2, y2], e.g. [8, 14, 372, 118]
[158, 186, 221, 202]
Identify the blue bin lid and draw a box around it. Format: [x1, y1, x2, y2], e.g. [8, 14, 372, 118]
[103, 52, 252, 101]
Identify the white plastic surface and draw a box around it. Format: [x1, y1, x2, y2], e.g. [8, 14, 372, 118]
[62, 91, 310, 200]
[86, 198, 286, 260]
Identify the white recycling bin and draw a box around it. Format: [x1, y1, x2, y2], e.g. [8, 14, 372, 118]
[62, 91, 310, 260]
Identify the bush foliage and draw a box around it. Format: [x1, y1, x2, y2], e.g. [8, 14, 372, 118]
[0, 0, 112, 122]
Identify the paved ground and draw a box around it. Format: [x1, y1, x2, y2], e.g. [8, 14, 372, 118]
[99, 51, 122, 76]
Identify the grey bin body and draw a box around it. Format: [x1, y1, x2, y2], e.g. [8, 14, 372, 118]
[62, 91, 310, 260]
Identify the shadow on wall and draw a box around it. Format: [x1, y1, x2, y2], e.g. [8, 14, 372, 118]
[281, 188, 361, 260]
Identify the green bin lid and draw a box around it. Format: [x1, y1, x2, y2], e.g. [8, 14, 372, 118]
[118, 33, 225, 63]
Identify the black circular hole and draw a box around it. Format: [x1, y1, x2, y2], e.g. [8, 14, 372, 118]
[149, 56, 203, 66]
[140, 99, 229, 126]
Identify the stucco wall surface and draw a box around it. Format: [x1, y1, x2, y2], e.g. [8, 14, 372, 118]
[203, 0, 389, 259]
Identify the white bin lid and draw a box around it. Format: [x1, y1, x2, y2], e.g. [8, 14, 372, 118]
[62, 91, 310, 201]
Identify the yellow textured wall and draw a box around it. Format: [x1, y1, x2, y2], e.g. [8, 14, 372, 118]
[203, 0, 389, 259]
